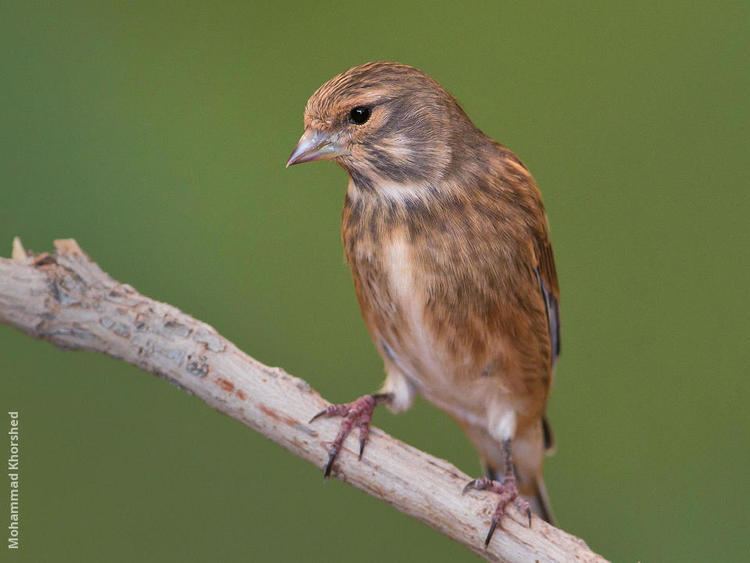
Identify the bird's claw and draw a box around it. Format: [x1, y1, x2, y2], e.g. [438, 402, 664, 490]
[308, 409, 327, 424]
[462, 475, 532, 547]
[323, 446, 339, 478]
[462, 477, 490, 495]
[309, 394, 389, 478]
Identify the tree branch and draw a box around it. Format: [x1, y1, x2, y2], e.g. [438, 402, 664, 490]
[0, 238, 605, 563]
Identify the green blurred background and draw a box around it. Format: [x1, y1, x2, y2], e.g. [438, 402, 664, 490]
[1, 2, 748, 562]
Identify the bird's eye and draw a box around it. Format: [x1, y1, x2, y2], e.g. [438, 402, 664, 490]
[349, 106, 371, 125]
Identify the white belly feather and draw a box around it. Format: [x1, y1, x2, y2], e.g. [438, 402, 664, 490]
[379, 234, 518, 442]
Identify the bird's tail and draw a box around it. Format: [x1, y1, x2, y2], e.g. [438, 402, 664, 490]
[527, 474, 555, 525]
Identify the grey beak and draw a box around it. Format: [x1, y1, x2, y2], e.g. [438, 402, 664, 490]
[286, 129, 343, 167]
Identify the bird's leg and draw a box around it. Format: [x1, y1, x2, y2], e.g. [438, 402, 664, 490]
[463, 439, 532, 547]
[309, 393, 392, 478]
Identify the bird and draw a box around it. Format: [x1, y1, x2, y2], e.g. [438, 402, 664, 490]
[287, 61, 560, 545]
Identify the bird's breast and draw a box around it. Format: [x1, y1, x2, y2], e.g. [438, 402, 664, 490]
[347, 222, 497, 422]
[381, 234, 445, 383]
[342, 181, 550, 425]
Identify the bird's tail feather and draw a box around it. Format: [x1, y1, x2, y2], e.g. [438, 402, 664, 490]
[527, 474, 555, 525]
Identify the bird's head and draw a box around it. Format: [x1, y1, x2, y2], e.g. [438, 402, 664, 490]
[287, 62, 476, 189]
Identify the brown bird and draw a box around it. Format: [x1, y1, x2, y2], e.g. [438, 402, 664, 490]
[287, 61, 560, 545]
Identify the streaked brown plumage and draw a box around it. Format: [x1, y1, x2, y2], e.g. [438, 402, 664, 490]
[288, 62, 560, 542]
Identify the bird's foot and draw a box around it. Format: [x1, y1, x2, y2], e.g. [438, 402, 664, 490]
[463, 475, 532, 547]
[309, 393, 391, 478]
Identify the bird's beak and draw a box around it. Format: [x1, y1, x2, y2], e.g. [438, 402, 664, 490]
[286, 129, 344, 167]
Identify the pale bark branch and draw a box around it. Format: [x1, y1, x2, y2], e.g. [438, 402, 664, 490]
[0, 238, 605, 563]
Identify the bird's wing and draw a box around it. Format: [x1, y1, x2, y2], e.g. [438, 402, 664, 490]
[533, 229, 561, 366]
[496, 147, 560, 367]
